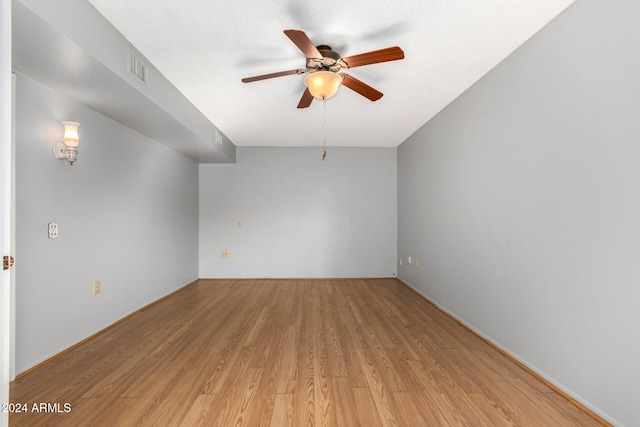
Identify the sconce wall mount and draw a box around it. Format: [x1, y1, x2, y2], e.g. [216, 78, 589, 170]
[53, 121, 81, 165]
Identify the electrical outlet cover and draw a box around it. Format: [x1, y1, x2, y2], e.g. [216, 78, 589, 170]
[48, 222, 59, 239]
[222, 250, 234, 258]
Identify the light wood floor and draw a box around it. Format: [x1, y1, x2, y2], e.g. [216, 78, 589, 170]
[10, 279, 604, 426]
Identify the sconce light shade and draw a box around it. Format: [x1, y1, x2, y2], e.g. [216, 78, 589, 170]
[304, 71, 343, 100]
[62, 121, 80, 147]
[53, 121, 81, 165]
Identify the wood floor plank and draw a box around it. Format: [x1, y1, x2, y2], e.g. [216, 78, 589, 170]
[398, 376, 450, 425]
[225, 367, 264, 427]
[392, 391, 428, 426]
[270, 394, 294, 427]
[319, 281, 349, 378]
[437, 379, 496, 427]
[352, 387, 384, 427]
[334, 314, 369, 388]
[331, 377, 361, 427]
[467, 392, 520, 427]
[10, 279, 607, 427]
[245, 317, 290, 426]
[276, 326, 299, 394]
[179, 394, 218, 427]
[407, 358, 474, 426]
[353, 345, 403, 426]
[199, 284, 267, 395]
[293, 345, 315, 427]
[313, 284, 338, 426]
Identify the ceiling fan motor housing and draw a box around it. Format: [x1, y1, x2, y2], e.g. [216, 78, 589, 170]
[306, 45, 345, 73]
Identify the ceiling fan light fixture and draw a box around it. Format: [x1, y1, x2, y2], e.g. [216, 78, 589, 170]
[304, 71, 342, 100]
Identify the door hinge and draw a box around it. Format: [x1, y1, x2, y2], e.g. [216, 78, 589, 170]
[3, 256, 14, 271]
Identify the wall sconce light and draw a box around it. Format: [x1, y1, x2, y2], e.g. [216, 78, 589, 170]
[53, 121, 81, 165]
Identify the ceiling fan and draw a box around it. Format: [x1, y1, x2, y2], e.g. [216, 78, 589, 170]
[242, 29, 405, 108]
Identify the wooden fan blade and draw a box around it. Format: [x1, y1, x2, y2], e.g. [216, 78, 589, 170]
[284, 29, 323, 59]
[341, 46, 404, 69]
[341, 74, 383, 101]
[297, 88, 314, 109]
[242, 68, 306, 83]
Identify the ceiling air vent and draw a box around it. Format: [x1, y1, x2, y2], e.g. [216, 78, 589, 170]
[127, 48, 149, 85]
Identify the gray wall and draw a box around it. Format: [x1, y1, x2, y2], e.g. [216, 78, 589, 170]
[15, 73, 199, 374]
[200, 147, 397, 278]
[397, 1, 639, 425]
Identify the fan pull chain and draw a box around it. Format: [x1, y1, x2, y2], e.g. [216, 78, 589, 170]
[322, 98, 327, 161]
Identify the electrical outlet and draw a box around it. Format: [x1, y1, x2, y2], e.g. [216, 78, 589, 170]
[222, 250, 233, 259]
[93, 279, 101, 295]
[415, 258, 420, 267]
[48, 222, 59, 239]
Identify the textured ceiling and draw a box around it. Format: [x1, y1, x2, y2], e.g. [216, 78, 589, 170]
[87, 0, 574, 148]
